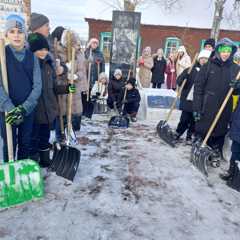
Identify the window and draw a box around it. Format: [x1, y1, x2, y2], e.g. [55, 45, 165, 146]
[100, 32, 112, 63]
[200, 39, 205, 50]
[164, 37, 181, 57]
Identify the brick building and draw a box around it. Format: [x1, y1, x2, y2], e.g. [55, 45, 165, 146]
[85, 17, 240, 62]
[0, 0, 31, 36]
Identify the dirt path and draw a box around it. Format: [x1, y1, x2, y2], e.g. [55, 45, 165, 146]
[0, 116, 240, 240]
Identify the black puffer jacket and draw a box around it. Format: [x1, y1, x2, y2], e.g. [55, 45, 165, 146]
[177, 63, 201, 112]
[230, 96, 240, 144]
[126, 88, 141, 104]
[35, 55, 69, 124]
[108, 77, 126, 102]
[151, 57, 167, 84]
[85, 47, 105, 87]
[193, 38, 240, 137]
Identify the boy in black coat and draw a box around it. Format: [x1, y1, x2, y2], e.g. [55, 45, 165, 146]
[107, 69, 125, 112]
[122, 78, 141, 122]
[28, 33, 76, 167]
[175, 49, 211, 143]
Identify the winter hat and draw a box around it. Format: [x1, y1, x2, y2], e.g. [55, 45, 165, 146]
[51, 26, 65, 41]
[204, 38, 215, 49]
[114, 69, 122, 77]
[127, 77, 136, 87]
[177, 45, 186, 53]
[30, 13, 49, 32]
[218, 45, 233, 53]
[234, 50, 240, 63]
[28, 33, 49, 52]
[198, 49, 211, 60]
[5, 14, 25, 34]
[87, 38, 99, 48]
[99, 72, 108, 81]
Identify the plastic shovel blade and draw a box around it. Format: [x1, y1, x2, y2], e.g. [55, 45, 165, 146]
[108, 115, 129, 129]
[156, 120, 176, 147]
[0, 159, 44, 209]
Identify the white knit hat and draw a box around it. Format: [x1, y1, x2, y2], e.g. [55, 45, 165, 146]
[114, 69, 122, 77]
[198, 49, 211, 60]
[177, 45, 186, 53]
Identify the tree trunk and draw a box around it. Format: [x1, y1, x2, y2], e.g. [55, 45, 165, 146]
[210, 0, 227, 41]
[124, 0, 136, 11]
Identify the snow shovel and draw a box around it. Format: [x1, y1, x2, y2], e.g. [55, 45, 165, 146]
[50, 47, 81, 181]
[191, 71, 240, 176]
[108, 87, 130, 129]
[0, 39, 43, 209]
[157, 53, 199, 147]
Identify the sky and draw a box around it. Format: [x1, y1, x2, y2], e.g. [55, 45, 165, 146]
[31, 0, 239, 40]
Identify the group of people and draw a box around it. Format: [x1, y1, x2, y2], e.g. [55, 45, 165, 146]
[173, 37, 240, 183]
[0, 13, 141, 167]
[138, 44, 192, 90]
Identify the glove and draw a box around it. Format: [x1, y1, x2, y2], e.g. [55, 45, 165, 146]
[193, 112, 201, 122]
[96, 92, 101, 97]
[139, 58, 144, 65]
[229, 79, 240, 90]
[68, 84, 76, 93]
[6, 105, 26, 125]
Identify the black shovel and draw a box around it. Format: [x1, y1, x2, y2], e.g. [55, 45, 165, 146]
[157, 53, 199, 147]
[50, 47, 81, 181]
[191, 71, 240, 176]
[108, 87, 129, 129]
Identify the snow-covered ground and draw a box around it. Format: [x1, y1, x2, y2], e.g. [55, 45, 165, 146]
[0, 114, 240, 240]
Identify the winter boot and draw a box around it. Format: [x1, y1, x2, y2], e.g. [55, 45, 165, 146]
[185, 136, 192, 146]
[39, 149, 51, 168]
[219, 160, 236, 181]
[130, 112, 137, 122]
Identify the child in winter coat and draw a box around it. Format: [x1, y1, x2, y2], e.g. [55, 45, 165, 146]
[107, 69, 125, 112]
[193, 38, 240, 163]
[174, 49, 211, 144]
[28, 33, 76, 167]
[91, 72, 108, 100]
[151, 48, 166, 89]
[0, 15, 42, 162]
[220, 82, 240, 182]
[176, 46, 191, 77]
[123, 78, 141, 122]
[138, 46, 154, 88]
[165, 52, 177, 90]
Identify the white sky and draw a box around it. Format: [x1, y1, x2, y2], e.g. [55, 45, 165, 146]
[31, 0, 239, 40]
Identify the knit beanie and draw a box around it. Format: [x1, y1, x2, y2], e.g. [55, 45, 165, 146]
[198, 49, 211, 60]
[28, 33, 49, 52]
[127, 78, 136, 87]
[204, 38, 215, 49]
[30, 13, 49, 32]
[5, 14, 25, 34]
[114, 69, 122, 77]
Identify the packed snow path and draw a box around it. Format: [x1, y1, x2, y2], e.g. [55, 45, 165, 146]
[0, 115, 240, 240]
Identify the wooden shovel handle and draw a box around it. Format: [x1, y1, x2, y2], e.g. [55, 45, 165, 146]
[87, 49, 92, 102]
[202, 71, 240, 147]
[0, 39, 14, 161]
[165, 53, 199, 122]
[67, 47, 76, 141]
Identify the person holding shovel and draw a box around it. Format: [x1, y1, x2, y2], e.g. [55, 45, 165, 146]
[193, 38, 240, 164]
[0, 15, 42, 161]
[28, 33, 76, 167]
[174, 49, 211, 144]
[122, 78, 141, 122]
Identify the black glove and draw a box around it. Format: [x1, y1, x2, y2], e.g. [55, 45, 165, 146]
[193, 112, 201, 122]
[229, 79, 240, 90]
[6, 105, 26, 126]
[96, 92, 101, 97]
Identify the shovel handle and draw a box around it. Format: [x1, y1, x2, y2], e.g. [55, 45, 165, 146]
[67, 47, 76, 142]
[165, 53, 199, 123]
[0, 38, 14, 161]
[202, 71, 240, 147]
[121, 87, 128, 113]
[87, 49, 92, 102]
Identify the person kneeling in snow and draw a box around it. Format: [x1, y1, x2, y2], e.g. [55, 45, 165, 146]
[0, 15, 42, 162]
[122, 78, 141, 122]
[28, 33, 76, 167]
[107, 69, 125, 113]
[174, 49, 211, 144]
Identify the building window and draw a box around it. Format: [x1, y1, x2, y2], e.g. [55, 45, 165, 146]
[100, 32, 112, 63]
[164, 37, 181, 57]
[200, 39, 206, 50]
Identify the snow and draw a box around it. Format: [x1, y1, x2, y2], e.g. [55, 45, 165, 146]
[0, 114, 240, 240]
